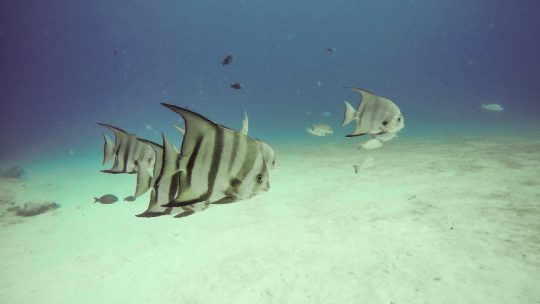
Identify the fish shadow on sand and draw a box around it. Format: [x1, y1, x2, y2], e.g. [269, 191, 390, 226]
[0, 166, 25, 179]
[12, 201, 60, 217]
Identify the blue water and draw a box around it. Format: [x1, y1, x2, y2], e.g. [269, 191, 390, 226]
[1, 0, 539, 162]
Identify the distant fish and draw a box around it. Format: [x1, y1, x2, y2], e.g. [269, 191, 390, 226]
[113, 48, 118, 56]
[482, 103, 503, 111]
[342, 87, 404, 137]
[222, 54, 233, 66]
[374, 132, 397, 142]
[359, 138, 383, 150]
[306, 124, 334, 136]
[123, 196, 137, 202]
[353, 156, 376, 174]
[327, 47, 336, 52]
[321, 111, 331, 117]
[230, 83, 243, 89]
[94, 194, 118, 204]
[99, 123, 161, 198]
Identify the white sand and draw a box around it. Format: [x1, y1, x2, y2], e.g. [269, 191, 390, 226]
[1, 135, 539, 304]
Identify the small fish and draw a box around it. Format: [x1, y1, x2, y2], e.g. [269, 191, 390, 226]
[230, 83, 243, 89]
[327, 47, 336, 52]
[113, 48, 118, 56]
[94, 194, 118, 204]
[221, 54, 233, 66]
[124, 196, 137, 202]
[359, 138, 383, 150]
[306, 124, 334, 136]
[482, 103, 503, 111]
[353, 156, 376, 174]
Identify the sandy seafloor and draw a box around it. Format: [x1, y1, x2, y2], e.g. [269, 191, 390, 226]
[0, 134, 539, 304]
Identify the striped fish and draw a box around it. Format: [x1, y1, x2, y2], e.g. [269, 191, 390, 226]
[342, 87, 404, 137]
[159, 104, 272, 217]
[136, 134, 181, 217]
[99, 123, 160, 197]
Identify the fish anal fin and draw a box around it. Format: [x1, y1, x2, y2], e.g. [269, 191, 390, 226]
[345, 133, 367, 138]
[135, 209, 171, 218]
[162, 197, 206, 208]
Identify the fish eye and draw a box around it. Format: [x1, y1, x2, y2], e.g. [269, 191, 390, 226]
[256, 174, 263, 183]
[382, 121, 388, 126]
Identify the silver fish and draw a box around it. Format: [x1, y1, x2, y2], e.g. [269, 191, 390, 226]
[342, 87, 404, 137]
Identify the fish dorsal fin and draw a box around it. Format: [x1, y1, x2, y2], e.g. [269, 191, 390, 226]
[136, 138, 161, 150]
[241, 111, 249, 135]
[343, 86, 376, 97]
[98, 123, 132, 138]
[162, 103, 218, 136]
[345, 87, 379, 107]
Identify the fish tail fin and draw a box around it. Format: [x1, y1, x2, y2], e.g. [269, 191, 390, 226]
[102, 134, 115, 165]
[94, 197, 99, 203]
[342, 101, 357, 126]
[353, 165, 360, 174]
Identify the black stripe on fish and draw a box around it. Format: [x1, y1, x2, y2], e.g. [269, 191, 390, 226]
[207, 127, 224, 199]
[236, 139, 257, 182]
[229, 132, 240, 171]
[186, 136, 203, 187]
[122, 138, 131, 173]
